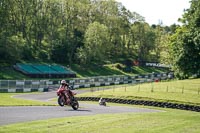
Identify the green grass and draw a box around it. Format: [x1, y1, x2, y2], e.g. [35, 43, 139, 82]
[72, 64, 168, 77]
[0, 68, 27, 79]
[0, 93, 55, 106]
[0, 107, 200, 133]
[131, 66, 167, 74]
[71, 64, 127, 77]
[79, 79, 200, 106]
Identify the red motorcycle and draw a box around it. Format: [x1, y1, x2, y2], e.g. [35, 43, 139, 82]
[56, 86, 79, 110]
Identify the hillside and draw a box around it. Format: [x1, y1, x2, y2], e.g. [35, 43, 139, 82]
[0, 63, 169, 80]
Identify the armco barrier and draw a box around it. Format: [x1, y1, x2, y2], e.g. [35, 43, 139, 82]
[68, 73, 169, 89]
[77, 97, 200, 112]
[0, 72, 170, 92]
[0, 80, 52, 92]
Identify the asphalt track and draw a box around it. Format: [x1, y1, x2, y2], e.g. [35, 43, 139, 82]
[0, 91, 161, 126]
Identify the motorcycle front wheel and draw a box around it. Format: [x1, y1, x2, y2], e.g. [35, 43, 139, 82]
[71, 98, 79, 110]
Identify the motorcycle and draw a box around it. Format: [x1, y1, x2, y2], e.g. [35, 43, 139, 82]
[56, 85, 79, 110]
[99, 97, 106, 106]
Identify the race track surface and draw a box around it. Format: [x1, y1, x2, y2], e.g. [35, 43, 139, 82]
[0, 91, 161, 126]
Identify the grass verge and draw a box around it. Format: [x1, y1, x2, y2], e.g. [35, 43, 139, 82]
[0, 93, 55, 106]
[0, 107, 200, 133]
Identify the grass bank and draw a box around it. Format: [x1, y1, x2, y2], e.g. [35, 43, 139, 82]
[72, 63, 168, 77]
[0, 67, 27, 79]
[0, 63, 168, 79]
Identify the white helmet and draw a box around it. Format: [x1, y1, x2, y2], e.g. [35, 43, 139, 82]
[61, 80, 67, 84]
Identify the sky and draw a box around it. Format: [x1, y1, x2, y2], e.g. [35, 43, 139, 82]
[116, 0, 191, 26]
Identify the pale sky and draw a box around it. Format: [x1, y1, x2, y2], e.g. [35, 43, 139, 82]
[116, 0, 191, 26]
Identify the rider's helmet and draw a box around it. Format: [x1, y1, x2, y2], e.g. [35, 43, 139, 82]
[99, 97, 103, 102]
[61, 80, 67, 84]
[61, 80, 69, 87]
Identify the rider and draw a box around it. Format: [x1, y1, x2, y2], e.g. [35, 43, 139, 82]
[59, 80, 74, 101]
[99, 97, 106, 106]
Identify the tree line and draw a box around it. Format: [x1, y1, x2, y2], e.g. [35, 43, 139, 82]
[0, 0, 199, 78]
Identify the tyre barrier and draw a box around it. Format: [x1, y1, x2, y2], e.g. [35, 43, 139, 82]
[77, 97, 200, 112]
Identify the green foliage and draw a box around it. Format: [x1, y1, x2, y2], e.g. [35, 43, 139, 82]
[131, 22, 156, 61]
[170, 0, 200, 79]
[0, 0, 179, 70]
[77, 22, 110, 64]
[0, 33, 26, 63]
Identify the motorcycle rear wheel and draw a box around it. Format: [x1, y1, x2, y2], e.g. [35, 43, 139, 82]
[58, 96, 65, 107]
[99, 102, 106, 106]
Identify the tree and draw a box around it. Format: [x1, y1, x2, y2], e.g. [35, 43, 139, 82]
[0, 0, 28, 63]
[170, 0, 200, 78]
[131, 22, 155, 62]
[0, 0, 163, 68]
[77, 22, 110, 64]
